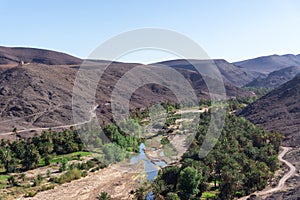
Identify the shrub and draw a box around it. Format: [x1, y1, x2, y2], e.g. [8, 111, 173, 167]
[96, 192, 111, 200]
[54, 168, 82, 184]
[7, 176, 18, 186]
[47, 169, 51, 178]
[81, 170, 88, 177]
[19, 173, 26, 181]
[25, 191, 37, 197]
[59, 159, 68, 172]
[33, 174, 43, 186]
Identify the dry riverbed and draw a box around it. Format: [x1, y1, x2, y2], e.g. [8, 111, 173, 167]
[21, 163, 144, 200]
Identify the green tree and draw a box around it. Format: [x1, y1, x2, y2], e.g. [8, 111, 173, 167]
[21, 144, 41, 170]
[134, 187, 146, 200]
[178, 167, 202, 200]
[166, 192, 180, 200]
[0, 147, 18, 172]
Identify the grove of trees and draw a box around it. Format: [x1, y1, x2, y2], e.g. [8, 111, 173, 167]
[152, 111, 283, 199]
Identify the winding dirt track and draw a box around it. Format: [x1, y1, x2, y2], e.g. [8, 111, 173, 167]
[239, 146, 296, 200]
[0, 105, 98, 136]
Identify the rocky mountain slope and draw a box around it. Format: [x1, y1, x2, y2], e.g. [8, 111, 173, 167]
[245, 66, 300, 89]
[234, 54, 300, 74]
[0, 59, 252, 135]
[240, 75, 300, 147]
[0, 46, 82, 65]
[153, 59, 259, 87]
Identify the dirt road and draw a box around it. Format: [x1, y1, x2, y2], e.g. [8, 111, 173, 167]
[0, 105, 98, 136]
[238, 146, 296, 200]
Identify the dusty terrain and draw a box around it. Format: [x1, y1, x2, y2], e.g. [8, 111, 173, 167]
[0, 62, 251, 138]
[21, 163, 143, 200]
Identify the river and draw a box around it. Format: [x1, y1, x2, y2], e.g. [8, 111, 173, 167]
[130, 143, 167, 181]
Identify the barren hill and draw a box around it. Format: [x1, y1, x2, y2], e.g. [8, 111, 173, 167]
[0, 46, 82, 65]
[153, 59, 260, 87]
[245, 66, 300, 89]
[234, 54, 300, 74]
[240, 75, 300, 147]
[0, 62, 252, 136]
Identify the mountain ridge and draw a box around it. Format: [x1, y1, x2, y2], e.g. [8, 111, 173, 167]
[245, 65, 300, 89]
[152, 59, 260, 87]
[240, 75, 300, 147]
[234, 54, 300, 74]
[0, 46, 82, 65]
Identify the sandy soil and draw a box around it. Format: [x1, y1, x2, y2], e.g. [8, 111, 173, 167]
[20, 163, 144, 200]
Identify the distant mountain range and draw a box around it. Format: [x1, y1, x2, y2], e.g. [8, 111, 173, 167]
[2, 45, 300, 89]
[0, 45, 300, 135]
[234, 54, 300, 74]
[245, 66, 300, 89]
[152, 59, 260, 87]
[240, 75, 300, 147]
[0, 46, 254, 135]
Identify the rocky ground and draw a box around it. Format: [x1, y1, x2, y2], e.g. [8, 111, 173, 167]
[21, 163, 145, 200]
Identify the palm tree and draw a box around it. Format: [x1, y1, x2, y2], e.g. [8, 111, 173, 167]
[0, 147, 11, 172]
[134, 187, 146, 200]
[96, 192, 111, 200]
[12, 127, 18, 141]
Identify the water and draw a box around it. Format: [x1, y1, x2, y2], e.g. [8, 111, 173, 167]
[145, 191, 155, 200]
[130, 143, 167, 181]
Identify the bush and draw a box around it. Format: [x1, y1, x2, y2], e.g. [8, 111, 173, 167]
[19, 173, 26, 181]
[96, 191, 111, 200]
[54, 168, 82, 184]
[81, 170, 88, 177]
[59, 159, 68, 172]
[47, 169, 51, 178]
[25, 191, 37, 197]
[39, 184, 55, 191]
[7, 176, 18, 186]
[161, 137, 170, 145]
[33, 174, 43, 186]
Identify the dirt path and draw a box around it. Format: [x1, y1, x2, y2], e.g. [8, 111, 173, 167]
[0, 105, 98, 136]
[175, 107, 208, 115]
[238, 146, 296, 200]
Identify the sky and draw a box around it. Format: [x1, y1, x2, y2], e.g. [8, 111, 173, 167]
[1, 0, 300, 63]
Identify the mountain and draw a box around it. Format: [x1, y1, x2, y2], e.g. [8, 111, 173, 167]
[245, 66, 300, 89]
[239, 75, 300, 147]
[153, 59, 259, 87]
[0, 46, 82, 65]
[234, 54, 300, 74]
[0, 49, 253, 136]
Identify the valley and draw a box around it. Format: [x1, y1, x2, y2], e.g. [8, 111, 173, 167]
[0, 47, 299, 200]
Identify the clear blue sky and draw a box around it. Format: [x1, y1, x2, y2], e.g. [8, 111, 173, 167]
[1, 0, 300, 63]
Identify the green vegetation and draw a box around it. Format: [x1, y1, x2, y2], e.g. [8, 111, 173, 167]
[0, 129, 86, 173]
[0, 100, 283, 200]
[96, 191, 112, 200]
[152, 111, 283, 199]
[243, 87, 273, 97]
[39, 151, 91, 166]
[51, 168, 83, 184]
[161, 137, 170, 145]
[201, 191, 216, 199]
